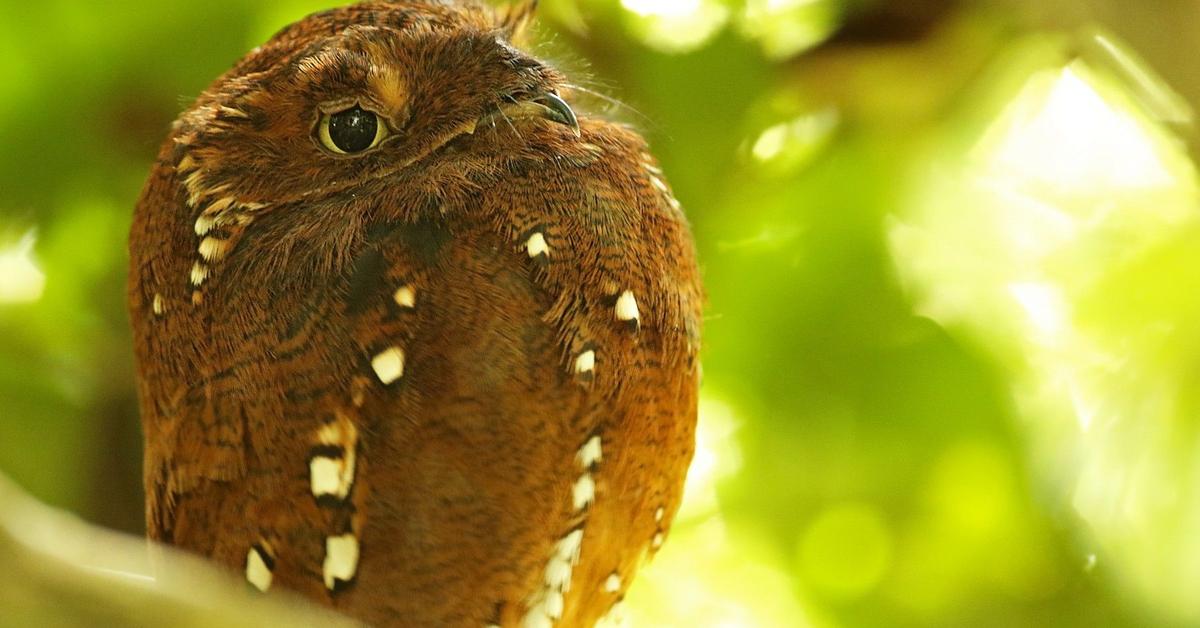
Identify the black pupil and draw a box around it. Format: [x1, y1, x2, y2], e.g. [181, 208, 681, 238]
[328, 106, 377, 153]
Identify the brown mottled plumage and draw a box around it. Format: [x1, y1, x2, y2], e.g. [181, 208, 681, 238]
[127, 2, 702, 626]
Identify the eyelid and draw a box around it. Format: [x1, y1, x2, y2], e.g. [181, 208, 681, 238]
[316, 95, 391, 116]
[317, 98, 365, 115]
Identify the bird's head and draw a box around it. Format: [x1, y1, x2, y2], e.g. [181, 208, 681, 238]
[172, 0, 580, 216]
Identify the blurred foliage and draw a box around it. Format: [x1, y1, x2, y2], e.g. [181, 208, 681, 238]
[0, 474, 362, 627]
[2, 0, 1200, 626]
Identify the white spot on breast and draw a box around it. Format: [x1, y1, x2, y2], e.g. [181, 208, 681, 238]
[526, 232, 550, 259]
[576, 435, 602, 469]
[323, 534, 360, 590]
[194, 214, 215, 236]
[393, 284, 416, 308]
[573, 350, 595, 375]
[544, 590, 564, 620]
[545, 555, 572, 590]
[309, 456, 340, 495]
[652, 532, 664, 548]
[189, 262, 209, 287]
[523, 529, 585, 628]
[655, 506, 665, 522]
[245, 545, 273, 592]
[152, 293, 164, 316]
[198, 236, 229, 262]
[572, 473, 595, 511]
[557, 528, 584, 563]
[615, 290, 639, 325]
[605, 572, 621, 593]
[205, 195, 237, 215]
[311, 414, 358, 501]
[371, 347, 405, 384]
[310, 454, 355, 500]
[523, 437, 606, 624]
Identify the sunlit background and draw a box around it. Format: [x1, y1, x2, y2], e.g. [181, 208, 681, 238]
[3, 0, 1200, 626]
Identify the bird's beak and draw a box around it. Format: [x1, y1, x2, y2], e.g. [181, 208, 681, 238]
[531, 93, 580, 136]
[494, 92, 581, 137]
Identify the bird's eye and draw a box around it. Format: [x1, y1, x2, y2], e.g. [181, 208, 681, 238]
[318, 105, 388, 155]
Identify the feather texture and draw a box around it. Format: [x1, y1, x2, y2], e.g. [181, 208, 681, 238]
[128, 2, 701, 625]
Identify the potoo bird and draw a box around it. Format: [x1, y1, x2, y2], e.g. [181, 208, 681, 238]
[127, 2, 702, 626]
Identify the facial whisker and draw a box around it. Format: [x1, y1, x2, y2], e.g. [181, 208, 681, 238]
[492, 96, 526, 143]
[564, 83, 651, 125]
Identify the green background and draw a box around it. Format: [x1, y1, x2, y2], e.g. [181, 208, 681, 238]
[3, 0, 1200, 626]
